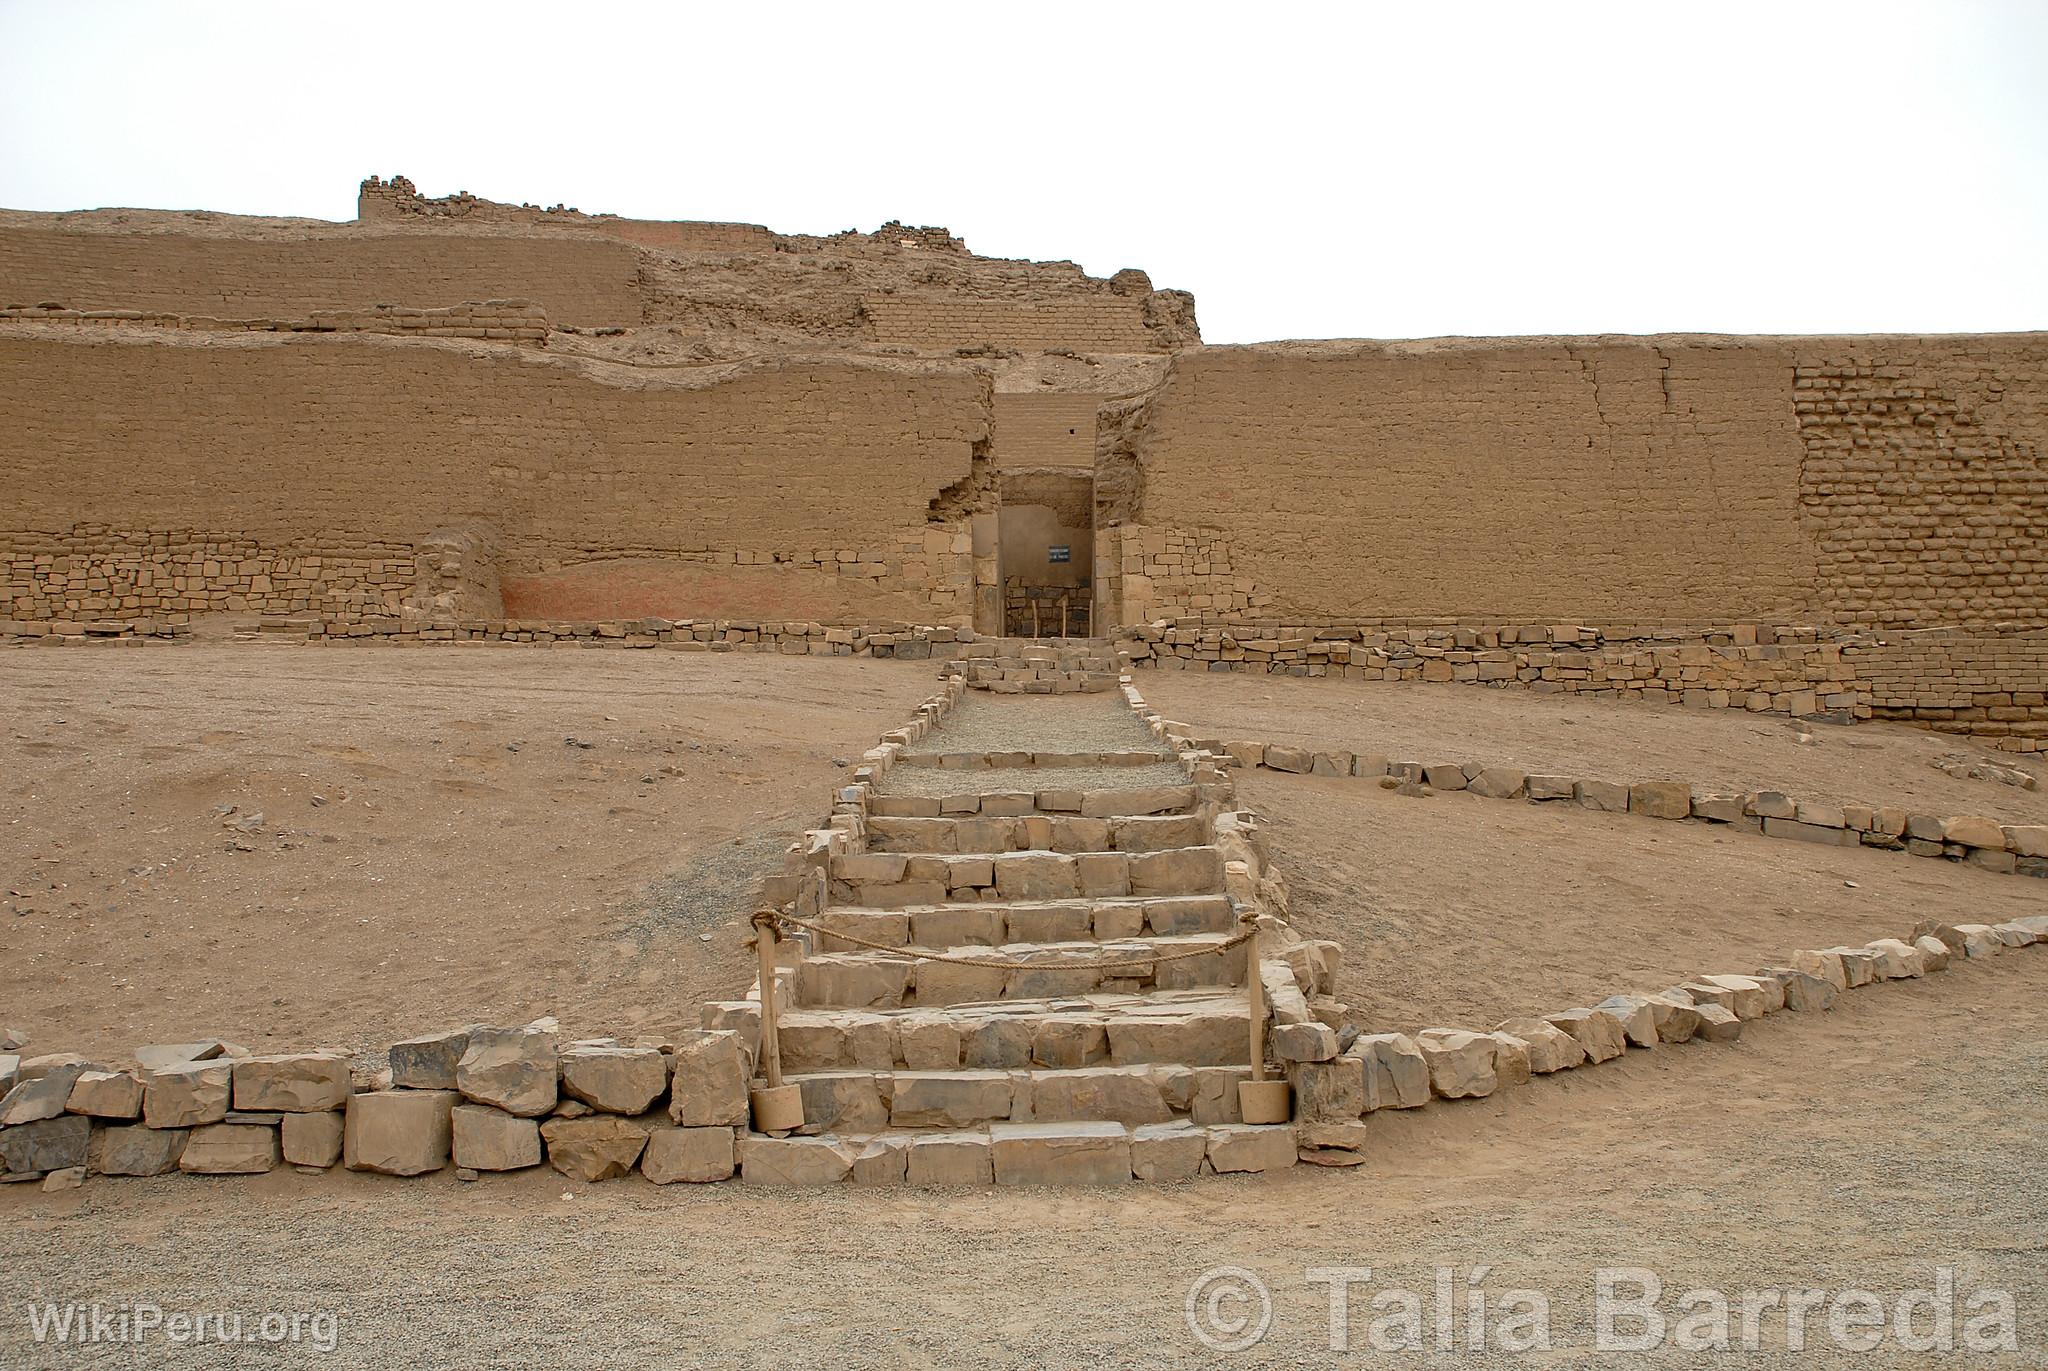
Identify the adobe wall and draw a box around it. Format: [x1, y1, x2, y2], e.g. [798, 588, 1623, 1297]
[992, 393, 1100, 469]
[0, 329, 988, 624]
[0, 225, 642, 328]
[1113, 335, 2048, 630]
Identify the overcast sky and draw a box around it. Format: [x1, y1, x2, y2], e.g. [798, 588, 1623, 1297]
[3, 1, 2043, 343]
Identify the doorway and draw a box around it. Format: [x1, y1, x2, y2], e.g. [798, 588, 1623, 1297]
[996, 471, 1094, 638]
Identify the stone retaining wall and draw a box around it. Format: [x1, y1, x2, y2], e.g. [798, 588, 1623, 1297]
[1202, 734, 2048, 879]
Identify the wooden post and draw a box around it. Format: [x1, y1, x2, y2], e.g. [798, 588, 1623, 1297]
[748, 909, 804, 1131]
[1058, 592, 1069, 639]
[1237, 910, 1291, 1123]
[1031, 596, 1041, 639]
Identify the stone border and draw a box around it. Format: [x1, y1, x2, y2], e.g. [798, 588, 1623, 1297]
[1203, 735, 2048, 880]
[1285, 916, 2048, 1165]
[0, 617, 974, 657]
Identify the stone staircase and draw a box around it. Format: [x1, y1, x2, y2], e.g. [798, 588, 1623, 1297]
[939, 637, 1127, 694]
[711, 675, 1339, 1184]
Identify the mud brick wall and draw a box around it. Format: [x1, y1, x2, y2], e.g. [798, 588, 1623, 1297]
[1855, 629, 2048, 752]
[864, 296, 1162, 353]
[992, 393, 1101, 469]
[0, 299, 548, 345]
[0, 226, 642, 328]
[0, 331, 988, 623]
[1120, 340, 1823, 622]
[1793, 339, 2048, 629]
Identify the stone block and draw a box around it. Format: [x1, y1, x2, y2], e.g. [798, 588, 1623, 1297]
[1545, 1008, 1627, 1062]
[739, 1134, 853, 1185]
[1942, 815, 2007, 849]
[143, 1061, 232, 1129]
[1467, 767, 1528, 799]
[1593, 996, 1659, 1049]
[456, 1023, 559, 1118]
[991, 1120, 1133, 1184]
[389, 1028, 473, 1090]
[993, 852, 1079, 900]
[0, 1114, 90, 1174]
[906, 1130, 994, 1185]
[1349, 1033, 1430, 1109]
[1205, 1124, 1297, 1173]
[344, 1090, 455, 1176]
[560, 1045, 669, 1115]
[849, 1134, 910, 1185]
[92, 1124, 187, 1177]
[65, 1070, 144, 1120]
[890, 1071, 1013, 1127]
[1263, 745, 1311, 773]
[1130, 1121, 1207, 1181]
[669, 1030, 750, 1127]
[642, 1126, 736, 1184]
[451, 1103, 542, 1171]
[1628, 781, 1692, 819]
[1575, 779, 1630, 812]
[1415, 1030, 1497, 1099]
[281, 1110, 345, 1168]
[1494, 1018, 1587, 1072]
[234, 1053, 352, 1113]
[1290, 1057, 1366, 1119]
[1270, 1021, 1338, 1063]
[795, 1072, 889, 1133]
[1525, 774, 1575, 801]
[179, 1123, 280, 1175]
[1127, 846, 1224, 896]
[540, 1115, 649, 1182]
[1694, 1003, 1742, 1043]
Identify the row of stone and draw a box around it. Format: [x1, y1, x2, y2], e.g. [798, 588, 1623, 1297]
[1277, 918, 2048, 1164]
[867, 784, 1194, 819]
[1218, 738, 2048, 877]
[830, 845, 1226, 907]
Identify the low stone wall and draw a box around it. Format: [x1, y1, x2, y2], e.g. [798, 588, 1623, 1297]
[944, 639, 1127, 693]
[1859, 627, 2048, 753]
[1202, 734, 2048, 879]
[1290, 917, 2048, 1162]
[1121, 620, 1862, 717]
[0, 615, 976, 657]
[0, 299, 549, 344]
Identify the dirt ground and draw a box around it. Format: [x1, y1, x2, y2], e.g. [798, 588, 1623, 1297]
[1138, 671, 2048, 825]
[0, 646, 935, 1060]
[0, 648, 2043, 1363]
[2, 956, 2042, 1368]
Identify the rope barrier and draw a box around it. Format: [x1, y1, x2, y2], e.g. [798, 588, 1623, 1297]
[774, 910, 1255, 973]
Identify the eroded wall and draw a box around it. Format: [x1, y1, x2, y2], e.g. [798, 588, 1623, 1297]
[0, 227, 642, 328]
[0, 330, 988, 624]
[1115, 336, 2048, 629]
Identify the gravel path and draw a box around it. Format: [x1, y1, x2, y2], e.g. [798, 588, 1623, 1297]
[2, 959, 2042, 1367]
[904, 694, 1170, 758]
[875, 761, 1190, 797]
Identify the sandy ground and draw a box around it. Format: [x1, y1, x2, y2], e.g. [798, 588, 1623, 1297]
[1246, 770, 2048, 1033]
[0, 647, 934, 1060]
[1, 956, 2042, 1368]
[1138, 672, 2048, 824]
[4, 648, 2045, 1365]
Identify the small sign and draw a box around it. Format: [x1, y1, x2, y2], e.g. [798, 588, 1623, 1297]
[1047, 545, 1071, 563]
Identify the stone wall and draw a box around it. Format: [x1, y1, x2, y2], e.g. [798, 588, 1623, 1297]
[0, 330, 989, 624]
[0, 225, 642, 329]
[1859, 628, 2048, 752]
[357, 174, 775, 253]
[0, 298, 548, 345]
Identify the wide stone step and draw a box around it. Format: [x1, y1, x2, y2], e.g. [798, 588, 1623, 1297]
[752, 989, 1257, 1072]
[791, 934, 1249, 1008]
[862, 812, 1208, 855]
[868, 784, 1197, 819]
[784, 1063, 1257, 1131]
[893, 750, 1168, 770]
[804, 894, 1238, 950]
[735, 1121, 1300, 1185]
[831, 845, 1227, 907]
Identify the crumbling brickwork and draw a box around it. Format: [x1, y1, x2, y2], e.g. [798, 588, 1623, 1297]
[1793, 340, 2048, 629]
[992, 394, 1100, 469]
[1855, 628, 2048, 751]
[864, 296, 1161, 353]
[0, 299, 548, 345]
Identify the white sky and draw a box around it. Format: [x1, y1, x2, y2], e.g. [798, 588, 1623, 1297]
[2, 0, 2044, 344]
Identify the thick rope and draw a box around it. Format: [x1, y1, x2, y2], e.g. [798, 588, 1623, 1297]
[776, 911, 1253, 973]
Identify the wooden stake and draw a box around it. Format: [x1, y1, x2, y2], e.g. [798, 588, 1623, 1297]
[1244, 914, 1267, 1083]
[753, 908, 785, 1090]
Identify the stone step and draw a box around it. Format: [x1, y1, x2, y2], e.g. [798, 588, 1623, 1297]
[804, 894, 1238, 950]
[831, 845, 1227, 907]
[719, 988, 1258, 1072]
[892, 749, 1168, 770]
[868, 783, 1197, 819]
[736, 1121, 1300, 1185]
[791, 934, 1249, 1008]
[784, 1063, 1253, 1132]
[862, 812, 1209, 855]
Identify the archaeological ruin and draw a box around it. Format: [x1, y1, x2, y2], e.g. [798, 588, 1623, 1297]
[1, 177, 2045, 1190]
